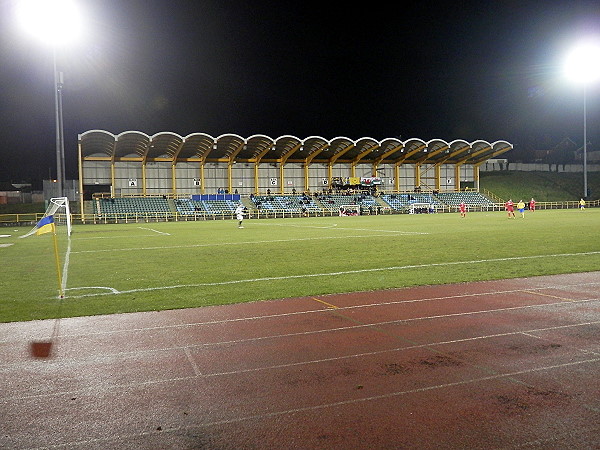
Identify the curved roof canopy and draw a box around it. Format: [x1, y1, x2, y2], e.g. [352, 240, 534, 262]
[79, 131, 512, 165]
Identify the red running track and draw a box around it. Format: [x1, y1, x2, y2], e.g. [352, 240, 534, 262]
[1, 271, 599, 449]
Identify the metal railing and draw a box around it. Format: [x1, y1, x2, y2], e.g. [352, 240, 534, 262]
[1, 199, 597, 227]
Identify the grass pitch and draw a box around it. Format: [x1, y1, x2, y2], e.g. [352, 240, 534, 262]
[1, 208, 599, 323]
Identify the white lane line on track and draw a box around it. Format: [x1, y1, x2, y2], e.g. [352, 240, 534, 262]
[183, 347, 202, 376]
[94, 299, 600, 347]
[2, 319, 598, 376]
[157, 357, 600, 428]
[4, 353, 599, 410]
[1, 293, 597, 353]
[16, 355, 600, 450]
[3, 280, 597, 344]
[64, 251, 600, 298]
[52, 280, 600, 335]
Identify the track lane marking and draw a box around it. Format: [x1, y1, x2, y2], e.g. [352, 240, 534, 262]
[6, 284, 597, 341]
[2, 319, 599, 403]
[6, 356, 600, 422]
[183, 347, 202, 376]
[522, 289, 578, 302]
[310, 297, 338, 309]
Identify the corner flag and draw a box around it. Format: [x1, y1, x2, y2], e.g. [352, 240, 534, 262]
[35, 216, 55, 235]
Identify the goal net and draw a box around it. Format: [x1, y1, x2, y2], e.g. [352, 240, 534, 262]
[408, 202, 433, 214]
[339, 205, 360, 216]
[20, 197, 72, 238]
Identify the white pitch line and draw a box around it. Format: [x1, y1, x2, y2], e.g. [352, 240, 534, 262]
[65, 250, 600, 299]
[253, 222, 425, 234]
[64, 286, 121, 295]
[137, 226, 171, 235]
[70, 233, 409, 254]
[76, 234, 166, 240]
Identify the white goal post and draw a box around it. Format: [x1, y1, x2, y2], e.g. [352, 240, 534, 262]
[408, 202, 433, 214]
[20, 197, 72, 238]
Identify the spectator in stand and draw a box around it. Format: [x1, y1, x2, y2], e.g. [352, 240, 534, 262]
[459, 202, 467, 218]
[505, 199, 515, 219]
[529, 198, 536, 212]
[517, 200, 526, 218]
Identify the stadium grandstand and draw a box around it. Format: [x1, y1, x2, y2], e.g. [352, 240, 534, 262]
[77, 130, 512, 222]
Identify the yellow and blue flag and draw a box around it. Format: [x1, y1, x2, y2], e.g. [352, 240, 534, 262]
[35, 215, 55, 235]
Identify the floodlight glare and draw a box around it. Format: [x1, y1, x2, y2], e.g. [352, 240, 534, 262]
[16, 0, 83, 46]
[16, 0, 85, 198]
[563, 39, 600, 84]
[563, 37, 600, 199]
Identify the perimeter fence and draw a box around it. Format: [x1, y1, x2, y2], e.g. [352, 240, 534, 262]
[0, 199, 597, 227]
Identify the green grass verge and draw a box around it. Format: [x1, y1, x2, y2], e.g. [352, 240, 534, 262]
[1, 208, 599, 323]
[480, 171, 600, 201]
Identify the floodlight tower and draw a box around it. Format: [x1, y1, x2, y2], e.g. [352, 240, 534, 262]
[564, 38, 600, 199]
[17, 0, 83, 198]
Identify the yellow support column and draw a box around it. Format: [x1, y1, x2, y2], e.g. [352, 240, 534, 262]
[171, 162, 177, 196]
[200, 162, 205, 195]
[254, 163, 260, 194]
[110, 162, 115, 197]
[142, 163, 147, 196]
[473, 163, 483, 191]
[279, 164, 285, 194]
[435, 165, 441, 191]
[454, 164, 462, 190]
[415, 164, 421, 189]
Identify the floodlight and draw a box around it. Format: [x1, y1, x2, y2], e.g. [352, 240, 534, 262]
[563, 37, 600, 199]
[563, 39, 600, 84]
[16, 0, 83, 46]
[16, 0, 85, 197]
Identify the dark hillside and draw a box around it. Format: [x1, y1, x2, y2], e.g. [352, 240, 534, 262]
[480, 171, 599, 202]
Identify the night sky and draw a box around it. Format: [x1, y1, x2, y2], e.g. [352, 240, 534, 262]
[1, 0, 600, 187]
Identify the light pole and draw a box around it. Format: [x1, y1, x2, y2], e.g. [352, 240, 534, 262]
[53, 47, 65, 197]
[564, 39, 600, 199]
[583, 85, 587, 199]
[16, 0, 83, 198]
